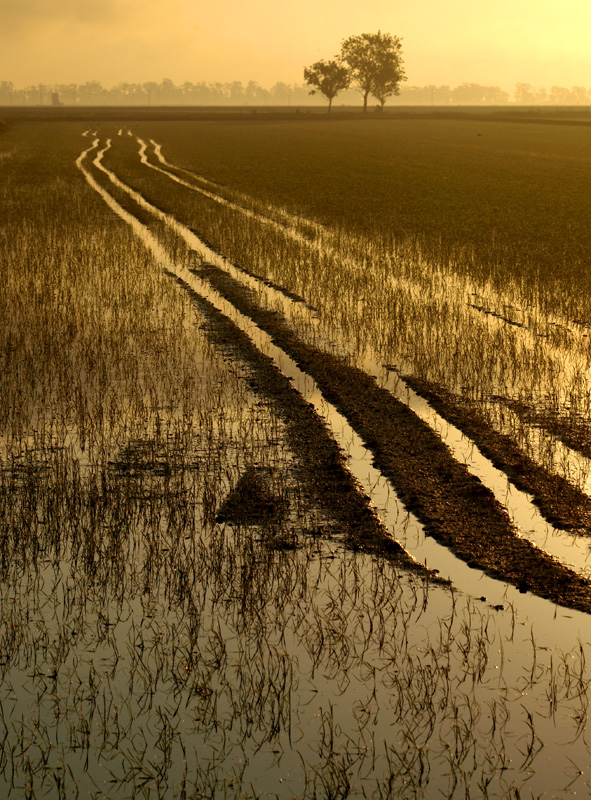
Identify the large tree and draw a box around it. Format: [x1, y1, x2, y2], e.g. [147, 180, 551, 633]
[303, 59, 350, 112]
[341, 31, 406, 112]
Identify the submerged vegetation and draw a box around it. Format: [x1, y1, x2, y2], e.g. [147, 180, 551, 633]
[3, 115, 591, 797]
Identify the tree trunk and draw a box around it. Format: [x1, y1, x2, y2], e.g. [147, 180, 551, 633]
[328, 97, 332, 113]
[363, 91, 369, 113]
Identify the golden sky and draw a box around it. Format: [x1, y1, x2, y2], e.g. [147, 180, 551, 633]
[2, 0, 590, 88]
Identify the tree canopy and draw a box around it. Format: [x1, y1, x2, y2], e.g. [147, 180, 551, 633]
[340, 31, 406, 111]
[303, 60, 350, 112]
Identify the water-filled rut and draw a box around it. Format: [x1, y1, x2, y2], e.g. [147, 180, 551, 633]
[137, 141, 591, 554]
[78, 136, 591, 614]
[138, 138, 591, 521]
[141, 137, 591, 542]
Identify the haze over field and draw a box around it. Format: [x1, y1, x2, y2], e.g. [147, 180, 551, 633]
[1, 0, 590, 91]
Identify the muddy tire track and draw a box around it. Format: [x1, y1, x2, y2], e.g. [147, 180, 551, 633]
[405, 377, 591, 534]
[177, 274, 431, 572]
[134, 137, 591, 543]
[83, 137, 591, 611]
[79, 139, 434, 578]
[193, 261, 591, 613]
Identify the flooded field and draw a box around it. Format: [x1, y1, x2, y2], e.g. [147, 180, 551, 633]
[3, 116, 591, 797]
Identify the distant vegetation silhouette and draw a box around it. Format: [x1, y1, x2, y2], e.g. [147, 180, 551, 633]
[304, 31, 406, 112]
[0, 79, 590, 108]
[303, 61, 350, 113]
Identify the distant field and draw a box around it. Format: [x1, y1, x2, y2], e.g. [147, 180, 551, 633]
[131, 114, 591, 295]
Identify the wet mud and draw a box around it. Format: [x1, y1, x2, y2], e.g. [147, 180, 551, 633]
[168, 271, 430, 576]
[85, 144, 591, 612]
[193, 262, 591, 613]
[406, 377, 591, 534]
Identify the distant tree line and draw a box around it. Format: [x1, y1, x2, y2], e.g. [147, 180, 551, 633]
[405, 83, 591, 105]
[1, 78, 591, 108]
[0, 79, 308, 107]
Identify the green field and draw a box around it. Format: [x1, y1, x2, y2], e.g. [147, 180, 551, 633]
[2, 116, 591, 798]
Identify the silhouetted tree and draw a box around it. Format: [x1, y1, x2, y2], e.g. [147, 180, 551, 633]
[450, 83, 509, 105]
[245, 80, 266, 105]
[143, 81, 158, 106]
[514, 83, 547, 104]
[340, 31, 405, 112]
[303, 59, 350, 112]
[78, 81, 104, 105]
[0, 82, 13, 104]
[159, 77, 180, 104]
[225, 81, 244, 103]
[570, 86, 589, 105]
[270, 82, 292, 105]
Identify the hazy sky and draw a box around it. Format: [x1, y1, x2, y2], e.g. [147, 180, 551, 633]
[2, 0, 590, 89]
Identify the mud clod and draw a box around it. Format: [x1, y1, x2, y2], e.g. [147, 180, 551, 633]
[216, 468, 288, 526]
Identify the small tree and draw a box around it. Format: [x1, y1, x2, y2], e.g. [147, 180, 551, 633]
[303, 59, 350, 112]
[341, 31, 405, 112]
[371, 56, 407, 109]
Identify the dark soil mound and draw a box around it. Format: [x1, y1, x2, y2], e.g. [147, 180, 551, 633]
[216, 468, 288, 526]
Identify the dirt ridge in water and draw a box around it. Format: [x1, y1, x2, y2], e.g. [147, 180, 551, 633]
[165, 272, 434, 578]
[87, 157, 591, 611]
[404, 377, 591, 534]
[194, 262, 591, 613]
[86, 154, 434, 576]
